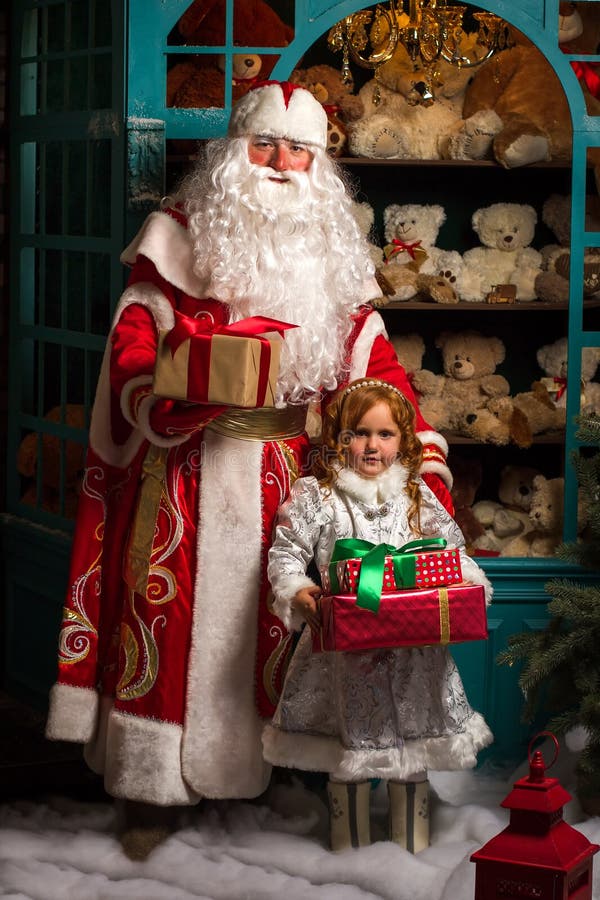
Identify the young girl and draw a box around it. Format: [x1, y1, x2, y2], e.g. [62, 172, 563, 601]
[264, 378, 493, 853]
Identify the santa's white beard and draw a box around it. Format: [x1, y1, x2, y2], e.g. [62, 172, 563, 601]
[188, 157, 368, 405]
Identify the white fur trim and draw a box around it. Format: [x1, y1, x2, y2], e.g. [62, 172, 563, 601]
[120, 211, 206, 298]
[263, 712, 492, 781]
[460, 556, 494, 606]
[134, 391, 192, 447]
[97, 708, 200, 805]
[347, 310, 388, 381]
[418, 430, 449, 457]
[89, 284, 177, 467]
[271, 573, 318, 632]
[335, 463, 410, 506]
[228, 84, 328, 149]
[45, 683, 99, 743]
[181, 430, 271, 798]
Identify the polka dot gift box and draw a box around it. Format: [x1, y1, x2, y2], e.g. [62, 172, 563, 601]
[320, 538, 463, 610]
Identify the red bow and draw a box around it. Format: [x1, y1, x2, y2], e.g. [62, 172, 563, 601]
[553, 376, 567, 400]
[165, 312, 297, 357]
[386, 238, 423, 262]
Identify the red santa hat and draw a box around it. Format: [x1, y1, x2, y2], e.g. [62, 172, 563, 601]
[228, 80, 328, 150]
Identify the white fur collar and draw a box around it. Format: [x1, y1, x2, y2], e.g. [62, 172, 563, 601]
[334, 463, 410, 506]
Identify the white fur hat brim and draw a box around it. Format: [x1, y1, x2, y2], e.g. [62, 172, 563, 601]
[228, 81, 328, 150]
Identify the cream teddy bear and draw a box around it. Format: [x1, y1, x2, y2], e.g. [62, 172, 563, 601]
[382, 203, 470, 303]
[472, 464, 541, 554]
[536, 336, 600, 417]
[502, 475, 565, 557]
[412, 330, 510, 433]
[347, 39, 502, 161]
[461, 203, 543, 302]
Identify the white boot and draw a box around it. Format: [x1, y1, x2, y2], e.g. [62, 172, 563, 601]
[327, 780, 371, 851]
[388, 779, 430, 853]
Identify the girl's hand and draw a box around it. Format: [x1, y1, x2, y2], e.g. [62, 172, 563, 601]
[293, 586, 322, 631]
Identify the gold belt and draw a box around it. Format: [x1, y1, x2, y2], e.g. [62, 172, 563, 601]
[207, 405, 308, 441]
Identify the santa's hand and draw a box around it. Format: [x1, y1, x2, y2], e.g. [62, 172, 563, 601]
[292, 585, 322, 631]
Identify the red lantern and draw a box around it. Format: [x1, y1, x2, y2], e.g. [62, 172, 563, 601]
[471, 732, 599, 899]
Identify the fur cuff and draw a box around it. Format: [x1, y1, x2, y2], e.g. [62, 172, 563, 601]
[103, 710, 200, 806]
[45, 683, 99, 743]
[272, 574, 319, 631]
[136, 393, 191, 447]
[461, 556, 494, 606]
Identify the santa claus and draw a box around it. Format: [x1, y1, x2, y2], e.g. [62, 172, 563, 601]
[46, 81, 452, 843]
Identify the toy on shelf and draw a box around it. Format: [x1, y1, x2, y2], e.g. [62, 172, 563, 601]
[414, 330, 510, 434]
[166, 0, 294, 109]
[290, 64, 363, 158]
[382, 203, 469, 304]
[347, 37, 501, 162]
[536, 336, 600, 416]
[461, 203, 543, 303]
[472, 464, 541, 554]
[535, 194, 600, 304]
[501, 474, 567, 557]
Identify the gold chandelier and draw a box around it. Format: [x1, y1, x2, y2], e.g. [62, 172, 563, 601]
[328, 0, 512, 98]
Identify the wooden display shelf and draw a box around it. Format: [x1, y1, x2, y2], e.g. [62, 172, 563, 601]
[443, 429, 565, 445]
[382, 299, 600, 311]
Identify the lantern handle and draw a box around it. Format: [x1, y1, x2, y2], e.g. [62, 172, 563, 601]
[528, 731, 559, 771]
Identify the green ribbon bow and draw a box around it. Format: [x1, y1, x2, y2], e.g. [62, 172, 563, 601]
[327, 537, 448, 613]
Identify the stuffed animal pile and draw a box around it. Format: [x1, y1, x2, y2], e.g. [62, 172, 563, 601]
[166, 0, 294, 109]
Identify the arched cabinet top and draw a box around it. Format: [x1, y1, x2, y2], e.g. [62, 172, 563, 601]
[127, 0, 597, 139]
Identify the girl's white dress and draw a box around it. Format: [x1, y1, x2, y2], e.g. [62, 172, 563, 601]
[264, 463, 494, 783]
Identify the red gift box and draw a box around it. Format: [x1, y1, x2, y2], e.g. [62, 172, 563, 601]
[153, 312, 297, 408]
[312, 584, 487, 653]
[320, 547, 462, 595]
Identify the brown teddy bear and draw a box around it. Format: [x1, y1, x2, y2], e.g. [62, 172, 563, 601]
[461, 382, 565, 448]
[166, 0, 294, 109]
[459, 5, 600, 177]
[17, 404, 86, 518]
[290, 64, 363, 157]
[413, 330, 510, 433]
[535, 194, 600, 303]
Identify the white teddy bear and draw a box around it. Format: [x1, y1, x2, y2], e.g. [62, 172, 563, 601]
[347, 40, 502, 161]
[382, 203, 470, 302]
[536, 335, 600, 416]
[461, 203, 543, 302]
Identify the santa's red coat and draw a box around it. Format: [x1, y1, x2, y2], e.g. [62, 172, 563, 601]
[46, 209, 452, 805]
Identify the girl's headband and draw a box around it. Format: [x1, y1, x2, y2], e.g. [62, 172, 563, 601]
[342, 379, 409, 404]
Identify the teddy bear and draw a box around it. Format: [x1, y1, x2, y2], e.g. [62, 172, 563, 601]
[501, 474, 565, 557]
[382, 203, 469, 303]
[346, 35, 503, 162]
[536, 336, 600, 417]
[289, 64, 363, 158]
[166, 0, 294, 109]
[472, 464, 541, 553]
[17, 404, 86, 519]
[388, 332, 440, 399]
[412, 330, 510, 433]
[457, 7, 600, 179]
[461, 380, 565, 447]
[448, 454, 488, 554]
[461, 203, 543, 302]
[534, 194, 600, 304]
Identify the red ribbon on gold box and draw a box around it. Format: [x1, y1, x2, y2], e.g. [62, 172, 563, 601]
[153, 312, 297, 408]
[312, 584, 487, 653]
